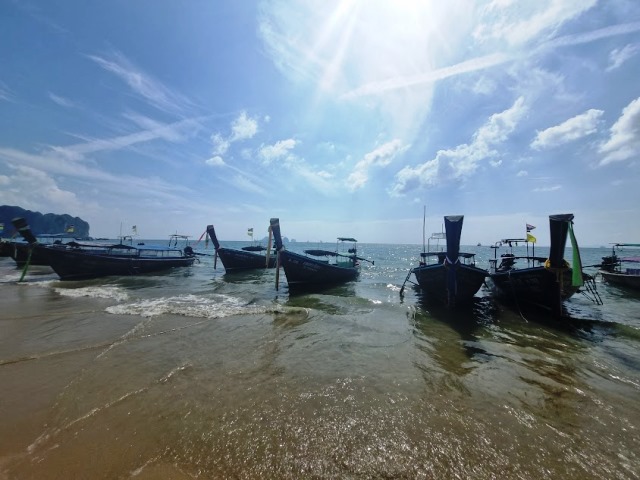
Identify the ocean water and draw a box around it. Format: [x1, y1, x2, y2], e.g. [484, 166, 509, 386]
[0, 242, 638, 479]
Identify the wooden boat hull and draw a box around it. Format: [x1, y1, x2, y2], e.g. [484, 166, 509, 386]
[600, 270, 640, 290]
[278, 250, 359, 286]
[216, 247, 276, 271]
[39, 245, 195, 280]
[412, 263, 487, 305]
[488, 266, 580, 310]
[9, 242, 52, 266]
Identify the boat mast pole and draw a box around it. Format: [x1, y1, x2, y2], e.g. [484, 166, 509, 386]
[422, 205, 426, 255]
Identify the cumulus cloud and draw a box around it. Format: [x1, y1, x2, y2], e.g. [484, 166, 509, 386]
[259, 139, 297, 164]
[207, 111, 259, 165]
[230, 111, 259, 141]
[390, 97, 527, 196]
[211, 133, 230, 156]
[531, 109, 604, 150]
[0, 164, 83, 212]
[206, 156, 225, 167]
[599, 97, 640, 166]
[347, 139, 409, 191]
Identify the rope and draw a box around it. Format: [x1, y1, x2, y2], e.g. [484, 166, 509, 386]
[18, 246, 34, 282]
[507, 269, 529, 322]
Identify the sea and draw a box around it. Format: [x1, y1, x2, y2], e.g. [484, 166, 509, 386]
[0, 242, 638, 479]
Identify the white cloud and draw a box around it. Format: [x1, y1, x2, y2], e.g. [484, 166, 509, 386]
[390, 97, 527, 196]
[347, 139, 408, 191]
[343, 53, 510, 99]
[599, 97, 640, 166]
[533, 185, 562, 192]
[474, 0, 598, 47]
[87, 51, 193, 114]
[0, 148, 192, 208]
[49, 117, 198, 161]
[206, 156, 225, 167]
[516, 170, 528, 177]
[230, 174, 268, 195]
[0, 165, 84, 213]
[0, 81, 14, 102]
[606, 44, 639, 71]
[48, 92, 77, 108]
[531, 109, 604, 150]
[259, 139, 297, 164]
[211, 133, 230, 156]
[207, 112, 260, 164]
[230, 111, 258, 141]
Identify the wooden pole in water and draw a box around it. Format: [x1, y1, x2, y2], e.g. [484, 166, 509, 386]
[266, 226, 273, 268]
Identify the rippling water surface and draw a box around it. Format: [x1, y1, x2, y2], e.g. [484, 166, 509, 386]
[0, 243, 638, 479]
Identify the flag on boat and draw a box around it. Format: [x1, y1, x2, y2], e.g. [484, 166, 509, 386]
[526, 223, 535, 232]
[132, 225, 137, 235]
[247, 227, 253, 238]
[66, 224, 74, 233]
[526, 233, 537, 243]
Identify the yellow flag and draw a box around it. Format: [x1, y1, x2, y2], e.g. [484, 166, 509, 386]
[526, 233, 536, 243]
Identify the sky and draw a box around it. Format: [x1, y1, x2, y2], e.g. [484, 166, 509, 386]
[0, 0, 639, 246]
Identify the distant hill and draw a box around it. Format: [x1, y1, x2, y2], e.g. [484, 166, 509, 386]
[0, 205, 90, 238]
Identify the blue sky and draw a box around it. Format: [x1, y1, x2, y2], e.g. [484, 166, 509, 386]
[1, 0, 639, 246]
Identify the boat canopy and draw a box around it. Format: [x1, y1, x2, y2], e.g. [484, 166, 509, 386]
[614, 243, 640, 247]
[420, 251, 475, 259]
[139, 245, 183, 252]
[242, 245, 267, 252]
[305, 249, 338, 257]
[337, 237, 357, 242]
[499, 238, 529, 244]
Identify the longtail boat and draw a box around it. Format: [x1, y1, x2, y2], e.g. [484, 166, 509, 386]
[488, 213, 600, 317]
[599, 243, 640, 290]
[401, 215, 487, 306]
[269, 218, 372, 291]
[11, 218, 195, 280]
[206, 224, 276, 272]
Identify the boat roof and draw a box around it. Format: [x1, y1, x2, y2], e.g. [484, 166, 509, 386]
[337, 237, 357, 242]
[305, 249, 338, 257]
[420, 251, 475, 258]
[109, 243, 181, 251]
[614, 243, 640, 247]
[38, 233, 74, 238]
[500, 238, 529, 243]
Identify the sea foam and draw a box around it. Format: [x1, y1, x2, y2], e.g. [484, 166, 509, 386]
[105, 293, 276, 319]
[55, 285, 130, 301]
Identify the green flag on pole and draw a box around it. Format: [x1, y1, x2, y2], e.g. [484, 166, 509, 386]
[568, 222, 584, 287]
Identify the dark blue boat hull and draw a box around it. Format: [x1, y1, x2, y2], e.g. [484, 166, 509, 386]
[9, 242, 52, 267]
[412, 263, 487, 305]
[488, 266, 579, 309]
[39, 245, 196, 280]
[278, 250, 359, 286]
[216, 247, 276, 271]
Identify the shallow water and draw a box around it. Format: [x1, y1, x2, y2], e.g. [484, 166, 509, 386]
[0, 244, 638, 479]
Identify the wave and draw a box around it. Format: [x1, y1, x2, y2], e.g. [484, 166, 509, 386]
[105, 293, 299, 319]
[55, 285, 130, 301]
